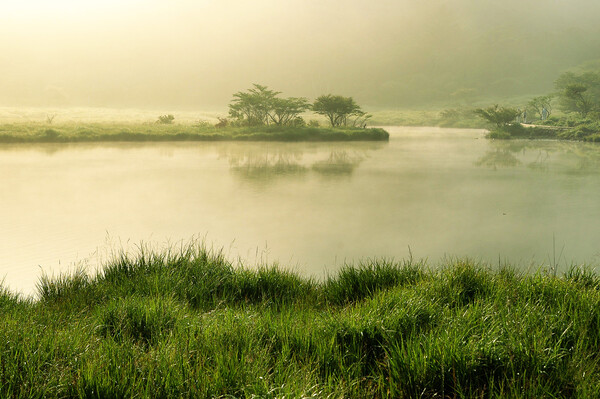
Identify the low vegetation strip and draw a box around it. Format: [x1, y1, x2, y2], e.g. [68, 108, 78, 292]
[2, 245, 600, 397]
[486, 121, 600, 141]
[0, 124, 389, 143]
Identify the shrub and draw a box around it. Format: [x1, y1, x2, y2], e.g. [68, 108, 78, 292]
[215, 117, 229, 128]
[156, 114, 175, 124]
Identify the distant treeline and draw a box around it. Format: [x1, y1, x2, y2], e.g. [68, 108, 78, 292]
[437, 62, 600, 141]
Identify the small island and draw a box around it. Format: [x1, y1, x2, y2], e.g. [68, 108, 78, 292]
[0, 85, 389, 143]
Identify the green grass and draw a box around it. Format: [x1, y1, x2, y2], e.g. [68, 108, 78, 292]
[0, 122, 389, 143]
[3, 245, 600, 397]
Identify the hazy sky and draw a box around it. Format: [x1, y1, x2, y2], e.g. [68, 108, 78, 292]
[1, 0, 599, 109]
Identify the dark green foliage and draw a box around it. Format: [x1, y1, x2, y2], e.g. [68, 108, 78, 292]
[37, 267, 90, 304]
[232, 267, 315, 306]
[474, 104, 520, 127]
[435, 261, 493, 306]
[564, 265, 600, 290]
[156, 114, 175, 124]
[0, 284, 22, 311]
[312, 94, 366, 127]
[487, 124, 559, 140]
[555, 71, 600, 119]
[228, 84, 310, 127]
[96, 296, 179, 345]
[270, 97, 311, 126]
[324, 259, 424, 305]
[229, 84, 280, 126]
[232, 126, 389, 142]
[42, 128, 60, 140]
[563, 84, 594, 118]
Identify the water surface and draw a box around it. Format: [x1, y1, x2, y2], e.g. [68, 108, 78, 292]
[2, 126, 600, 295]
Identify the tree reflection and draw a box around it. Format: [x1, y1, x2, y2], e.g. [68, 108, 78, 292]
[220, 143, 380, 184]
[475, 148, 521, 169]
[312, 151, 363, 176]
[475, 140, 600, 176]
[228, 152, 308, 181]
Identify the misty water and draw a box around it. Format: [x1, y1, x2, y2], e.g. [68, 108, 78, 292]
[2, 126, 600, 295]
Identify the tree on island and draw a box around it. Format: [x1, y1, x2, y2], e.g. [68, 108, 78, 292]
[228, 84, 310, 126]
[229, 84, 279, 126]
[312, 95, 368, 127]
[270, 97, 311, 126]
[474, 105, 520, 127]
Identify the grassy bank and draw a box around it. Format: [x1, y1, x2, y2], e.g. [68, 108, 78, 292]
[2, 246, 600, 397]
[487, 123, 600, 141]
[0, 123, 389, 143]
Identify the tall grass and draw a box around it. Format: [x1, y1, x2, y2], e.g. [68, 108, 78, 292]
[1, 245, 600, 397]
[323, 258, 424, 304]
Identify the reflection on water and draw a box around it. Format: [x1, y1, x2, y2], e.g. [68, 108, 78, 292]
[228, 152, 308, 181]
[475, 148, 521, 169]
[474, 140, 600, 175]
[2, 127, 600, 295]
[312, 151, 363, 176]
[218, 143, 381, 183]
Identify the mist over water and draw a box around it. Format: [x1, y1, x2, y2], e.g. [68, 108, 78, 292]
[2, 126, 600, 295]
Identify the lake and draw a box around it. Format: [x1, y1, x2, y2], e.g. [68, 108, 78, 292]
[2, 126, 600, 295]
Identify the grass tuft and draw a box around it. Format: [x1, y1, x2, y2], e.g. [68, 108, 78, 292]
[323, 259, 424, 305]
[96, 296, 179, 345]
[37, 267, 90, 304]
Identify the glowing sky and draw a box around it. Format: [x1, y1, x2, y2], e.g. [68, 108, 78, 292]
[1, 0, 599, 108]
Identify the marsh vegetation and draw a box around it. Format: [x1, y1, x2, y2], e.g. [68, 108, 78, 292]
[2, 244, 600, 398]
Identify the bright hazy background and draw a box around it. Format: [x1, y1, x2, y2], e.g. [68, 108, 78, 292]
[1, 0, 600, 109]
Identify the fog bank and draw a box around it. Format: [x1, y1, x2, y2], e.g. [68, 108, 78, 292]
[1, 0, 599, 108]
